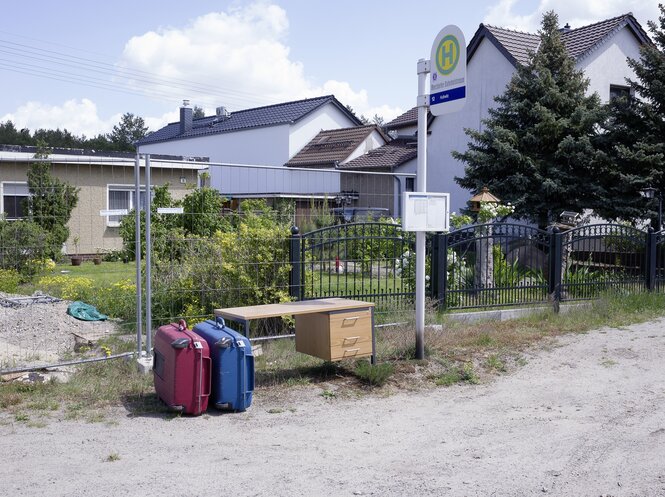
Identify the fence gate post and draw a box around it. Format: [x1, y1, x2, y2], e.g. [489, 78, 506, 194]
[289, 226, 302, 301]
[433, 232, 448, 309]
[549, 227, 562, 312]
[646, 227, 657, 291]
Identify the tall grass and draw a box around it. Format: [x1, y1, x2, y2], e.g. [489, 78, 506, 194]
[2, 290, 665, 419]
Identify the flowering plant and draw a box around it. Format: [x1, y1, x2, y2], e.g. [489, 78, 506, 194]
[477, 201, 514, 223]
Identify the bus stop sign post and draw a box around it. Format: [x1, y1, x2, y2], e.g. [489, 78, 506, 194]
[414, 25, 466, 360]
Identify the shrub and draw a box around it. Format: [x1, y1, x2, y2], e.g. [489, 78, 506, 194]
[150, 199, 292, 333]
[0, 268, 20, 293]
[35, 275, 136, 320]
[93, 279, 136, 319]
[37, 275, 94, 301]
[119, 184, 180, 261]
[0, 220, 51, 280]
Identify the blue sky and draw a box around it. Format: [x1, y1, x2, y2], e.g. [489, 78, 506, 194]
[0, 0, 659, 137]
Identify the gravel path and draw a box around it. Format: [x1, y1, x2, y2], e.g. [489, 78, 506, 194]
[1, 318, 665, 496]
[0, 292, 116, 370]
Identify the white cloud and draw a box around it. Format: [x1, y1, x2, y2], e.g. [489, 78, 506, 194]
[1, 2, 399, 135]
[144, 109, 179, 132]
[0, 99, 117, 137]
[118, 1, 390, 119]
[484, 0, 660, 32]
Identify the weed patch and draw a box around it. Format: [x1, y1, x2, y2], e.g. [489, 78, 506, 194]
[354, 361, 395, 387]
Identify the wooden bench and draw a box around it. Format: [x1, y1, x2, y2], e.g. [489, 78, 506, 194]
[214, 298, 376, 364]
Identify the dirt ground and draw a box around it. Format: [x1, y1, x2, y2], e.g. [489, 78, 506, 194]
[1, 317, 665, 497]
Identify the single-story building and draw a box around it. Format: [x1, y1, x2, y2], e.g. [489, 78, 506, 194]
[0, 145, 207, 255]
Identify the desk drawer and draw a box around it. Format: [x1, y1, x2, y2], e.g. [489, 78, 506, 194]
[295, 308, 372, 361]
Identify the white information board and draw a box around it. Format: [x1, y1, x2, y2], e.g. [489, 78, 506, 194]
[99, 209, 128, 217]
[157, 207, 184, 214]
[402, 192, 449, 232]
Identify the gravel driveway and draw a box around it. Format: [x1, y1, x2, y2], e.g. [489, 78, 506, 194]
[1, 318, 664, 497]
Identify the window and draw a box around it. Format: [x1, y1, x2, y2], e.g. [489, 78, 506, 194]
[609, 84, 631, 102]
[2, 182, 29, 219]
[107, 185, 147, 226]
[405, 177, 415, 192]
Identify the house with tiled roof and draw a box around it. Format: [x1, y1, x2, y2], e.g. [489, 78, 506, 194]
[137, 95, 362, 204]
[284, 125, 415, 215]
[338, 138, 418, 216]
[0, 145, 206, 255]
[285, 125, 387, 169]
[401, 13, 650, 214]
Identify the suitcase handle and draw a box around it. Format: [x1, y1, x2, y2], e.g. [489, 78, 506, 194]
[202, 357, 212, 397]
[178, 319, 187, 331]
[247, 355, 255, 392]
[215, 316, 226, 329]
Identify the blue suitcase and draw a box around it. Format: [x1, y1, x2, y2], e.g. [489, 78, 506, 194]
[193, 317, 255, 412]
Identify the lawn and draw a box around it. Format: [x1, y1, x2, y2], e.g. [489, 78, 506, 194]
[49, 261, 135, 286]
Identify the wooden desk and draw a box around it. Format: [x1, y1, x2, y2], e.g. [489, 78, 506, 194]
[214, 298, 376, 364]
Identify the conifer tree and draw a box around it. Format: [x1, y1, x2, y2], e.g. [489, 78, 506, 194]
[26, 143, 79, 257]
[454, 11, 606, 228]
[598, 5, 665, 225]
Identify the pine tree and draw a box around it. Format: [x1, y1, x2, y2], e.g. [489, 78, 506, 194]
[108, 113, 149, 151]
[599, 5, 665, 225]
[453, 11, 606, 228]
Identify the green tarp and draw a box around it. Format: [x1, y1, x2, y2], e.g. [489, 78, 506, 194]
[67, 301, 108, 321]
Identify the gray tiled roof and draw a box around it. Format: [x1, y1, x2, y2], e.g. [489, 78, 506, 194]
[560, 13, 649, 59]
[473, 13, 650, 67]
[482, 26, 540, 65]
[137, 95, 360, 146]
[384, 107, 418, 130]
[285, 125, 382, 167]
[338, 139, 417, 170]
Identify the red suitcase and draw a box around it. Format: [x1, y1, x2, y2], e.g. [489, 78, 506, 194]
[153, 320, 211, 415]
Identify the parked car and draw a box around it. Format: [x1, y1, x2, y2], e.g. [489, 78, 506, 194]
[332, 207, 390, 223]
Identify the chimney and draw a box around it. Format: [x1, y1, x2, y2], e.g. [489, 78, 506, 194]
[559, 22, 571, 33]
[216, 106, 230, 119]
[180, 99, 193, 134]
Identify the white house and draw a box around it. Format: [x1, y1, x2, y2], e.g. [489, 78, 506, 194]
[136, 95, 362, 202]
[386, 13, 651, 214]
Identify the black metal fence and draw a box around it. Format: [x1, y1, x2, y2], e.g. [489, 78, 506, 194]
[290, 222, 415, 306]
[290, 222, 665, 311]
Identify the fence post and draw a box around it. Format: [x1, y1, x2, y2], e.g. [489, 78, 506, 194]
[549, 226, 562, 312]
[435, 232, 449, 309]
[646, 227, 656, 291]
[289, 226, 302, 301]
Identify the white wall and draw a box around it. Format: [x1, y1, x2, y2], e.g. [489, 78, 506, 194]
[139, 124, 290, 166]
[427, 38, 516, 213]
[579, 27, 642, 101]
[139, 102, 358, 197]
[289, 105, 358, 157]
[342, 130, 386, 164]
[394, 158, 417, 217]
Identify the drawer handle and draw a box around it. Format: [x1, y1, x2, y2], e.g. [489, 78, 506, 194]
[342, 316, 359, 321]
[343, 336, 360, 343]
[343, 348, 360, 355]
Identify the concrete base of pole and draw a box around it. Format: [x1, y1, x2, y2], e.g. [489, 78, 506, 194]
[136, 354, 153, 374]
